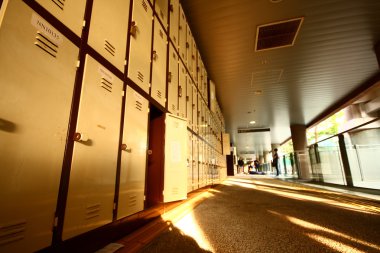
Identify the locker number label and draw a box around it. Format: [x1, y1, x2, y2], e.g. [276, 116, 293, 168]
[31, 13, 63, 45]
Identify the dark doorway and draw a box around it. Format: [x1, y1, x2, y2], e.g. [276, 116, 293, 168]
[145, 105, 165, 208]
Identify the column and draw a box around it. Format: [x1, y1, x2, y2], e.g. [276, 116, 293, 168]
[290, 124, 311, 180]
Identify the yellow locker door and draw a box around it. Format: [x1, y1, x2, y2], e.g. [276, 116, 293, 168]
[118, 86, 149, 219]
[163, 114, 188, 202]
[168, 43, 179, 114]
[127, 0, 153, 94]
[35, 0, 86, 36]
[0, 2, 78, 252]
[88, 0, 130, 72]
[63, 55, 123, 240]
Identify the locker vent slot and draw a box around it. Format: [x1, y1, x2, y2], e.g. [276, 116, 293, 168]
[34, 32, 58, 58]
[159, 30, 164, 39]
[85, 204, 101, 220]
[128, 195, 137, 207]
[135, 100, 143, 111]
[172, 52, 176, 59]
[172, 187, 179, 196]
[142, 0, 148, 12]
[160, 10, 164, 20]
[157, 90, 162, 99]
[173, 36, 177, 44]
[171, 104, 176, 111]
[0, 220, 26, 246]
[104, 40, 116, 56]
[51, 0, 65, 10]
[137, 71, 144, 83]
[100, 78, 113, 93]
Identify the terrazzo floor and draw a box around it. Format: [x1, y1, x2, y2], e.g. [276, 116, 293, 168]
[137, 175, 380, 253]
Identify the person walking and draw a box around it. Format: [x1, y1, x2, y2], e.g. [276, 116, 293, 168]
[272, 148, 280, 176]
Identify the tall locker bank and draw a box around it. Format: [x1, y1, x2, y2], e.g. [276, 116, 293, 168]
[163, 114, 188, 202]
[63, 55, 123, 240]
[168, 43, 179, 114]
[169, 0, 179, 47]
[127, 0, 153, 94]
[192, 86, 198, 133]
[88, 0, 130, 72]
[178, 61, 187, 118]
[187, 131, 193, 193]
[151, 19, 167, 107]
[118, 86, 149, 219]
[155, 0, 168, 30]
[192, 138, 199, 190]
[0, 2, 78, 252]
[186, 26, 193, 75]
[35, 0, 86, 36]
[186, 78, 193, 130]
[178, 4, 187, 64]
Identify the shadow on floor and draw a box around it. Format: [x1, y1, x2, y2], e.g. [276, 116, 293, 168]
[139, 222, 212, 253]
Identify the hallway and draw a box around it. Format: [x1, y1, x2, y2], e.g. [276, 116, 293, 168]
[134, 176, 380, 253]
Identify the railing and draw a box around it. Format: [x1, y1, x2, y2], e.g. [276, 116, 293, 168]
[308, 118, 380, 190]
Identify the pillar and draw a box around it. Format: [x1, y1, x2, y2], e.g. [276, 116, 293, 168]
[375, 42, 380, 68]
[290, 124, 311, 180]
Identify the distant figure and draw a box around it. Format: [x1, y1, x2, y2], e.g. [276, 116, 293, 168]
[254, 159, 260, 171]
[238, 158, 244, 174]
[272, 148, 280, 176]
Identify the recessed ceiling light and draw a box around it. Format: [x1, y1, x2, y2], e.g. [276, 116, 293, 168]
[254, 90, 263, 95]
[270, 0, 283, 3]
[250, 121, 256, 124]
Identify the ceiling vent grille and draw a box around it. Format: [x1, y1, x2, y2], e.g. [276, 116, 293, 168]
[255, 17, 303, 52]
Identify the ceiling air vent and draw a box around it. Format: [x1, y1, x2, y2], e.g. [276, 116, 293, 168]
[255, 17, 303, 52]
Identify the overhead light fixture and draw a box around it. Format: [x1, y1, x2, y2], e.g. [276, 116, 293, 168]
[270, 0, 283, 3]
[250, 121, 256, 124]
[254, 90, 263, 95]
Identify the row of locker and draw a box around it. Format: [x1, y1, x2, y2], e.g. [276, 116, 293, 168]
[186, 131, 228, 192]
[0, 2, 226, 252]
[22, 0, 210, 117]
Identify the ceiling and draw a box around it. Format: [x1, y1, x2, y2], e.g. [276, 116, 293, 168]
[181, 0, 380, 156]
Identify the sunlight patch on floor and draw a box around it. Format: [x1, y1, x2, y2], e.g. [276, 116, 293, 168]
[268, 210, 380, 252]
[174, 212, 215, 252]
[226, 179, 380, 214]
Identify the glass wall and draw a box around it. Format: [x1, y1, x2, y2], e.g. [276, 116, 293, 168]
[312, 137, 346, 185]
[345, 124, 380, 190]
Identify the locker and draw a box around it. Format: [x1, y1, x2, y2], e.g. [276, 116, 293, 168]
[88, 0, 130, 72]
[197, 95, 202, 136]
[118, 86, 149, 219]
[155, 0, 168, 29]
[192, 138, 199, 190]
[151, 19, 167, 107]
[198, 141, 204, 188]
[197, 52, 202, 88]
[0, 2, 78, 252]
[178, 61, 186, 118]
[178, 4, 187, 64]
[186, 78, 193, 129]
[187, 131, 193, 193]
[35, 0, 86, 36]
[203, 69, 208, 104]
[192, 86, 198, 133]
[168, 43, 179, 114]
[192, 41, 198, 79]
[169, 0, 179, 47]
[127, 0, 153, 94]
[186, 25, 193, 73]
[163, 114, 188, 202]
[63, 55, 123, 240]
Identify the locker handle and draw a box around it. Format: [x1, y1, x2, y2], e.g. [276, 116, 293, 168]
[168, 72, 172, 83]
[178, 86, 183, 97]
[152, 50, 158, 61]
[121, 144, 132, 153]
[130, 21, 138, 37]
[73, 132, 89, 142]
[169, 4, 174, 12]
